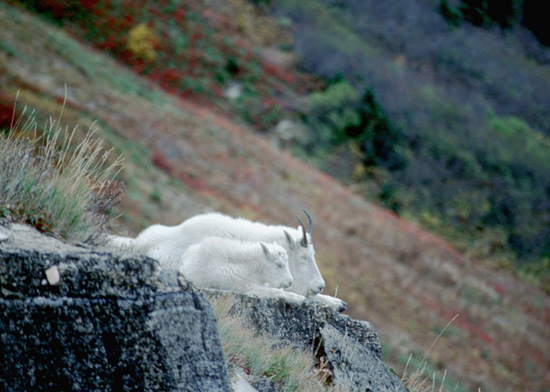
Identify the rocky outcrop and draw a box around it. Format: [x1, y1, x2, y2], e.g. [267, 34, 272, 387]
[0, 224, 232, 392]
[0, 224, 406, 392]
[206, 290, 406, 392]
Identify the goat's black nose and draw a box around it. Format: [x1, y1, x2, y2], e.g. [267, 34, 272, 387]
[317, 283, 325, 293]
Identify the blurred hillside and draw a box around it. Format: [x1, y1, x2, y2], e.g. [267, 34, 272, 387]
[1, 1, 550, 391]
[268, 0, 550, 281]
[9, 0, 550, 282]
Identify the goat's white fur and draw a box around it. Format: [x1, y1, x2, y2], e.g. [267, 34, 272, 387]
[104, 234, 137, 249]
[180, 237, 305, 305]
[135, 213, 322, 291]
[135, 212, 346, 311]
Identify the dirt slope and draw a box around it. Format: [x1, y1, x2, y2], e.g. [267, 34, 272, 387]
[1, 4, 549, 391]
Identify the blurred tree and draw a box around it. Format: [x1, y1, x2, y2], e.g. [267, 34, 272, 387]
[303, 80, 406, 170]
[522, 0, 550, 45]
[440, 0, 462, 26]
[459, 0, 522, 27]
[443, 0, 526, 30]
[459, 0, 490, 26]
[349, 90, 406, 170]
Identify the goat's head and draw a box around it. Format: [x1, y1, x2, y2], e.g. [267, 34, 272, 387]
[260, 242, 293, 289]
[282, 210, 325, 297]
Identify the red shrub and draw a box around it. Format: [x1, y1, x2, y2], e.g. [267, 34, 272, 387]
[0, 101, 16, 130]
[151, 151, 174, 173]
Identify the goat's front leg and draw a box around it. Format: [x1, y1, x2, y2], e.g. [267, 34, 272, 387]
[246, 287, 307, 306]
[309, 293, 347, 312]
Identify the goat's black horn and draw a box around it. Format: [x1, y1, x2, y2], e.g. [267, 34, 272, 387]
[295, 215, 308, 247]
[303, 209, 313, 238]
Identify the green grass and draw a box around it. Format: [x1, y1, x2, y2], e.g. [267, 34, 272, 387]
[211, 294, 332, 392]
[0, 95, 124, 243]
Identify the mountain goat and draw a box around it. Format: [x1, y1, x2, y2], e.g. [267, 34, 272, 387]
[180, 237, 305, 305]
[135, 211, 346, 311]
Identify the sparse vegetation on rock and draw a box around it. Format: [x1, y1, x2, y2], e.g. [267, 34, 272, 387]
[0, 99, 123, 243]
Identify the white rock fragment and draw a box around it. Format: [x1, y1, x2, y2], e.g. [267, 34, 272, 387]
[224, 81, 242, 100]
[45, 265, 61, 286]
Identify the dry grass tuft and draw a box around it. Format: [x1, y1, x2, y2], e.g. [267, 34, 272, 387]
[0, 93, 124, 243]
[401, 314, 460, 392]
[401, 356, 450, 392]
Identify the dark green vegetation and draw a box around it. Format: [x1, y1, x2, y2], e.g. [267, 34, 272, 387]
[299, 79, 406, 172]
[270, 0, 550, 289]
[440, 0, 550, 45]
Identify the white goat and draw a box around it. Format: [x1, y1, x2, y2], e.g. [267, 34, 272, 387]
[180, 237, 305, 305]
[135, 211, 346, 311]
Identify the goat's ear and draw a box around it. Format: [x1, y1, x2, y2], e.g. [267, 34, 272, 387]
[284, 231, 295, 250]
[260, 242, 270, 257]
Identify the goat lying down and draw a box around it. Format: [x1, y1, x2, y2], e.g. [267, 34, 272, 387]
[180, 237, 305, 305]
[135, 211, 346, 311]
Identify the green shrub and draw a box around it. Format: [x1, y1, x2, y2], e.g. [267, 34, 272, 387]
[441, 0, 523, 28]
[519, 258, 550, 295]
[302, 80, 405, 170]
[439, 0, 463, 27]
[305, 80, 361, 148]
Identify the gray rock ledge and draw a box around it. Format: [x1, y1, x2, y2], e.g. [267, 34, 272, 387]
[0, 224, 406, 392]
[204, 290, 407, 392]
[0, 224, 232, 392]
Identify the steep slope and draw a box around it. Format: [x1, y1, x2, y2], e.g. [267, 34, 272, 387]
[272, 0, 550, 270]
[1, 3, 549, 391]
[9, 0, 550, 272]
